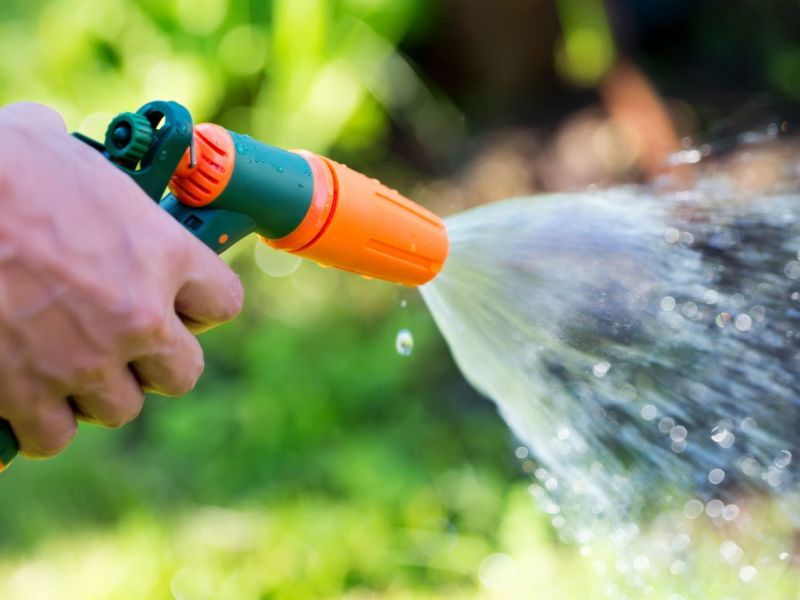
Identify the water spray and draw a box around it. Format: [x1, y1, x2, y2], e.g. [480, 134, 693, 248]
[422, 185, 800, 527]
[0, 100, 449, 470]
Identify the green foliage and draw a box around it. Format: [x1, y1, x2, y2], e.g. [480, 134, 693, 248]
[0, 0, 456, 154]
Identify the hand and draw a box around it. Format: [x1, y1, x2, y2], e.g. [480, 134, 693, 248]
[0, 103, 244, 458]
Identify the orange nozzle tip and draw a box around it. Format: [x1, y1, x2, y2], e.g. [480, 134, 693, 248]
[169, 123, 235, 207]
[283, 155, 448, 287]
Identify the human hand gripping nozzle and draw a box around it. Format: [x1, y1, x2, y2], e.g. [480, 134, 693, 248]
[0, 100, 449, 471]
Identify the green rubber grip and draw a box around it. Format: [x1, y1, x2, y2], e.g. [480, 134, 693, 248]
[214, 131, 314, 239]
[0, 420, 18, 470]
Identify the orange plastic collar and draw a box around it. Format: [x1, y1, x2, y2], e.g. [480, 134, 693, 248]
[169, 123, 236, 207]
[266, 150, 335, 252]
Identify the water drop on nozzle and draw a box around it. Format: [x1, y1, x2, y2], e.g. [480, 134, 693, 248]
[395, 329, 414, 356]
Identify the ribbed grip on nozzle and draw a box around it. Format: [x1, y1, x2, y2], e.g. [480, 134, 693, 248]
[269, 155, 448, 287]
[169, 124, 235, 207]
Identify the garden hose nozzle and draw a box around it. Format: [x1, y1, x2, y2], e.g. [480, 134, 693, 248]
[0, 100, 449, 472]
[168, 123, 448, 286]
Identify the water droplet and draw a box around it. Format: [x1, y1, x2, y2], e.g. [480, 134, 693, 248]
[738, 456, 760, 476]
[722, 504, 739, 521]
[704, 289, 719, 304]
[715, 312, 731, 328]
[658, 417, 675, 433]
[711, 426, 735, 448]
[735, 314, 752, 332]
[765, 468, 782, 487]
[640, 405, 657, 421]
[689, 382, 709, 401]
[774, 450, 792, 469]
[664, 228, 680, 243]
[671, 439, 687, 453]
[619, 383, 637, 401]
[780, 552, 790, 561]
[478, 554, 518, 591]
[235, 144, 245, 153]
[592, 361, 610, 377]
[708, 468, 725, 484]
[672, 533, 692, 550]
[395, 329, 414, 356]
[632, 555, 650, 571]
[670, 425, 688, 442]
[660, 296, 676, 311]
[683, 500, 704, 519]
[544, 503, 560, 515]
[721, 540, 743, 564]
[670, 560, 686, 575]
[515, 446, 529, 459]
[741, 417, 758, 432]
[277, 165, 284, 173]
[739, 565, 757, 582]
[706, 499, 724, 517]
[785, 261, 800, 279]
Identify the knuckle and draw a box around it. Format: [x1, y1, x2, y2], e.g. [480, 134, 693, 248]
[127, 300, 169, 342]
[192, 352, 206, 383]
[102, 394, 144, 429]
[221, 276, 245, 321]
[70, 358, 113, 386]
[24, 417, 77, 459]
[172, 354, 205, 396]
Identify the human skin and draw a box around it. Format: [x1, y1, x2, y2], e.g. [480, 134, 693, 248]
[0, 103, 244, 458]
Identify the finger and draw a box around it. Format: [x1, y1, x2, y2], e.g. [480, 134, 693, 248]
[5, 394, 77, 459]
[175, 242, 244, 332]
[130, 315, 205, 397]
[0, 102, 67, 132]
[70, 367, 145, 429]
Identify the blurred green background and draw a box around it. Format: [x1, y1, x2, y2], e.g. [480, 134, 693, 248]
[1, 0, 800, 598]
